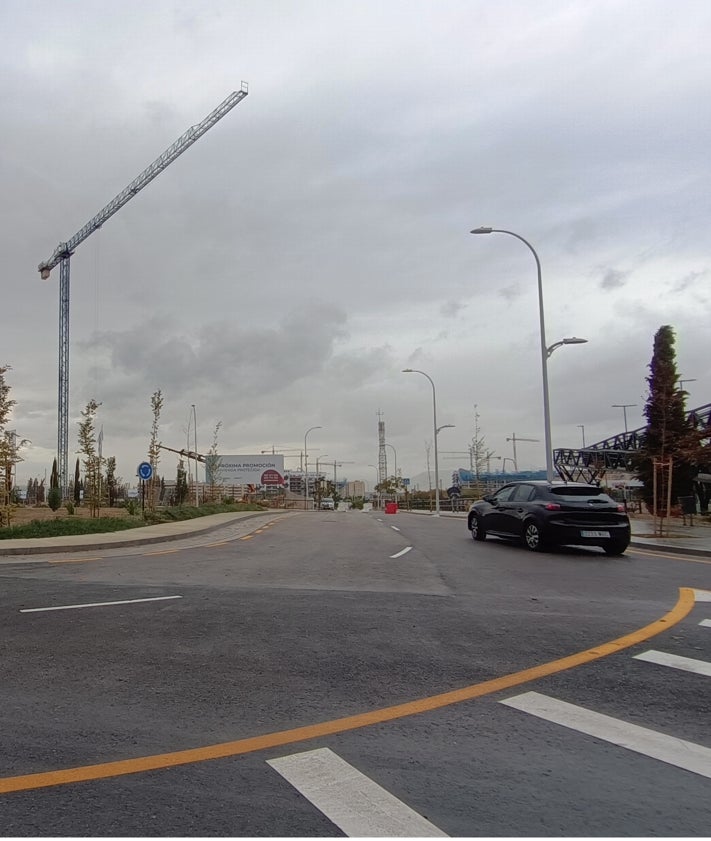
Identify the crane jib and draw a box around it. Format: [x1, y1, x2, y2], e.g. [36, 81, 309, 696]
[37, 84, 248, 275]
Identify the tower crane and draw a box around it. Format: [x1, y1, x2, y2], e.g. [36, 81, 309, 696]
[38, 83, 249, 496]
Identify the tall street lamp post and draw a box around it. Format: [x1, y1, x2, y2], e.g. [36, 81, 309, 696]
[385, 443, 398, 484]
[368, 464, 379, 506]
[402, 368, 450, 516]
[471, 227, 587, 482]
[303, 425, 322, 510]
[612, 404, 636, 434]
[191, 403, 198, 506]
[578, 424, 586, 448]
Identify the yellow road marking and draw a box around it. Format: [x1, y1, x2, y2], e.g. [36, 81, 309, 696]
[49, 557, 102, 565]
[0, 588, 695, 794]
[239, 535, 253, 541]
[205, 541, 229, 547]
[144, 549, 178, 556]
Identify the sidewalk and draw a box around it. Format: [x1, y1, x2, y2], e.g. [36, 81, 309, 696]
[625, 512, 711, 556]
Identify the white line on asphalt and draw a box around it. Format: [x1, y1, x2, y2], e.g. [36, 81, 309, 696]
[695, 589, 711, 601]
[700, 619, 711, 628]
[391, 526, 401, 531]
[389, 546, 413, 559]
[267, 747, 447, 837]
[501, 691, 711, 779]
[633, 649, 711, 677]
[20, 595, 183, 613]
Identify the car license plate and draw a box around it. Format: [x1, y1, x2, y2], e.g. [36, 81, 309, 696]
[581, 530, 610, 538]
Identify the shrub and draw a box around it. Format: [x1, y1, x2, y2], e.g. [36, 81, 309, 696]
[65, 501, 75, 515]
[47, 487, 62, 511]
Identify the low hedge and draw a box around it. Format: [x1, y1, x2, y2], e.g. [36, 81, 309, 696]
[0, 502, 265, 540]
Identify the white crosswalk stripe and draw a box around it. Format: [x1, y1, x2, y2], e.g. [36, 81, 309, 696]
[633, 649, 711, 677]
[501, 691, 711, 779]
[700, 619, 711, 628]
[268, 747, 448, 837]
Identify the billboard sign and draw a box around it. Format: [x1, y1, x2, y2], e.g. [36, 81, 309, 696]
[208, 455, 285, 487]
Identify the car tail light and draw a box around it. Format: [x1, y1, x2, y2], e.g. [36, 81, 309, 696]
[617, 504, 626, 512]
[545, 503, 561, 510]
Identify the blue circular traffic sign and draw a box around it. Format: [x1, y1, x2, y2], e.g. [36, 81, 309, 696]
[137, 461, 153, 481]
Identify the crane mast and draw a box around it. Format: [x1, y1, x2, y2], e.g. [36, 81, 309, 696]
[38, 84, 248, 496]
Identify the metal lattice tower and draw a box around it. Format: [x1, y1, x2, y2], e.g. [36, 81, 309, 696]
[38, 84, 249, 496]
[377, 410, 387, 486]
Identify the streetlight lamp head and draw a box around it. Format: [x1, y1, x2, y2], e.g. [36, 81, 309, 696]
[402, 368, 413, 373]
[470, 227, 493, 234]
[562, 337, 588, 346]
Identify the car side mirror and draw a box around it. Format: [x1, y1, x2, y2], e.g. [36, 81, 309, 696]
[483, 495, 496, 504]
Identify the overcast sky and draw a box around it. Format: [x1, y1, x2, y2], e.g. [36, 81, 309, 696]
[2, 0, 709, 490]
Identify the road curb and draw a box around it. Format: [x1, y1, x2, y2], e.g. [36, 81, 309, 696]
[0, 511, 276, 558]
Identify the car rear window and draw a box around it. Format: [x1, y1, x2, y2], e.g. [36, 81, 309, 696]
[550, 486, 615, 503]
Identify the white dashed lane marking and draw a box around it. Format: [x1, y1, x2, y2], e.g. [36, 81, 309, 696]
[20, 595, 183, 613]
[267, 747, 447, 837]
[389, 546, 413, 559]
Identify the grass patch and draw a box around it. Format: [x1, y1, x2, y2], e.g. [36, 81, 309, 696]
[0, 502, 266, 540]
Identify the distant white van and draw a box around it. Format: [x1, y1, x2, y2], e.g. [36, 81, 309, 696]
[320, 497, 335, 510]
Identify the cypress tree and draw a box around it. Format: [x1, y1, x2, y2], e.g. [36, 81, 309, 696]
[636, 326, 695, 513]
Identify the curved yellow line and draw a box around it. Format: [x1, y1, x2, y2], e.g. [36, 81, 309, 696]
[0, 587, 696, 794]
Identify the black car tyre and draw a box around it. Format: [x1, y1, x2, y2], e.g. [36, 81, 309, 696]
[603, 540, 628, 556]
[523, 520, 545, 552]
[470, 515, 486, 542]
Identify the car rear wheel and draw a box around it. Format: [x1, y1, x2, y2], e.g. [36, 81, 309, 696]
[603, 540, 628, 556]
[470, 515, 486, 541]
[523, 520, 545, 552]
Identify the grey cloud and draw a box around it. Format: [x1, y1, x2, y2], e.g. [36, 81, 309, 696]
[599, 268, 630, 291]
[674, 269, 708, 293]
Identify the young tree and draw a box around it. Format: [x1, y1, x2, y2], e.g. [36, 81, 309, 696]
[147, 390, 163, 512]
[105, 456, 117, 507]
[175, 460, 188, 505]
[635, 326, 695, 514]
[74, 458, 81, 506]
[77, 399, 103, 518]
[205, 420, 223, 501]
[0, 366, 28, 526]
[48, 458, 61, 511]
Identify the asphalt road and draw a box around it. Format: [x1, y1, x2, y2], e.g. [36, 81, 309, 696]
[1, 510, 709, 836]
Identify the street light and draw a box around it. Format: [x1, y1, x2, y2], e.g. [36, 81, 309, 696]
[315, 454, 329, 502]
[547, 337, 588, 358]
[191, 404, 198, 506]
[471, 226, 556, 481]
[385, 443, 398, 483]
[577, 424, 586, 448]
[612, 404, 636, 434]
[303, 425, 322, 510]
[368, 464, 379, 505]
[678, 376, 696, 392]
[402, 368, 452, 516]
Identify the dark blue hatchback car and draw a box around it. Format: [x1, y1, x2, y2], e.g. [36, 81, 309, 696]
[467, 480, 631, 554]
